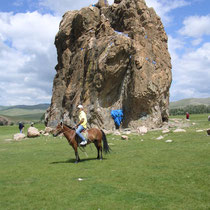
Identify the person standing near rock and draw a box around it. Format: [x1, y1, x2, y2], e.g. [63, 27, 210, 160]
[76, 105, 87, 146]
[186, 112, 190, 120]
[19, 122, 24, 133]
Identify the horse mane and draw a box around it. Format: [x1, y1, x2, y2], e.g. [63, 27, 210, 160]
[64, 124, 75, 130]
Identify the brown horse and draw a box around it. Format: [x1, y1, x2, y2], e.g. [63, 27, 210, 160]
[53, 122, 110, 163]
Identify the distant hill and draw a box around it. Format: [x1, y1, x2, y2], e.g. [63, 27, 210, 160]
[170, 98, 210, 109]
[0, 104, 50, 123]
[0, 104, 49, 111]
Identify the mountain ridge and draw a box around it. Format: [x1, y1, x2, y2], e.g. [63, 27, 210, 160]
[0, 104, 49, 111]
[170, 97, 210, 109]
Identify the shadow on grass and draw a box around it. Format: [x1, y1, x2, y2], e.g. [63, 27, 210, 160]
[50, 157, 107, 164]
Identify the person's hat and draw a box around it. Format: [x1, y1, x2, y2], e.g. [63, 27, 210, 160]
[78, 105, 83, 109]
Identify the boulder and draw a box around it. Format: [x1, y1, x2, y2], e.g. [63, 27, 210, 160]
[44, 127, 53, 134]
[14, 133, 26, 141]
[45, 0, 172, 130]
[137, 126, 148, 134]
[27, 127, 40, 138]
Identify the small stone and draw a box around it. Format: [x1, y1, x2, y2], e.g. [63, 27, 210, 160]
[196, 130, 204, 132]
[156, 135, 164, 140]
[173, 129, 186, 133]
[162, 129, 170, 134]
[122, 131, 131, 135]
[121, 135, 128, 140]
[165, 140, 173, 143]
[114, 131, 121, 135]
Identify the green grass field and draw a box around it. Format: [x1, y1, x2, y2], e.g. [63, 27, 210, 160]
[0, 114, 210, 210]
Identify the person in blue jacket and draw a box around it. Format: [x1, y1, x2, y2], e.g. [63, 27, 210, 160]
[19, 122, 24, 133]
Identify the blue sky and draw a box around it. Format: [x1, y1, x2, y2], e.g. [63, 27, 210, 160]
[0, 0, 210, 105]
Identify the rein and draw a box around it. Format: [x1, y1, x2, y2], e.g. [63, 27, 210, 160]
[54, 126, 75, 142]
[54, 128, 69, 135]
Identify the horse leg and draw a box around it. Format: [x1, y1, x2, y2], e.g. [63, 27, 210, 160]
[94, 141, 103, 160]
[94, 141, 100, 159]
[75, 151, 80, 163]
[73, 144, 80, 163]
[100, 146, 103, 160]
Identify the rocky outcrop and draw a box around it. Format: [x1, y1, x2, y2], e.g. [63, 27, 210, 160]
[46, 0, 172, 129]
[0, 116, 10, 126]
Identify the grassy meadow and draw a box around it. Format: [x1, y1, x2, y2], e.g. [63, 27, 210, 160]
[0, 114, 210, 210]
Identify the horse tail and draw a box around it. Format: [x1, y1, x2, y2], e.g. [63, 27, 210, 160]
[101, 130, 110, 153]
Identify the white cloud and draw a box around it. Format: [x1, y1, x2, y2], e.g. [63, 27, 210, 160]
[108, 0, 114, 4]
[38, 0, 119, 16]
[179, 15, 210, 38]
[170, 42, 210, 100]
[168, 35, 185, 62]
[169, 13, 210, 100]
[145, 0, 190, 24]
[0, 11, 60, 53]
[0, 11, 60, 105]
[39, 0, 99, 15]
[191, 38, 203, 46]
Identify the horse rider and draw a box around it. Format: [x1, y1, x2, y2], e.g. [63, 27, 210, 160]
[76, 105, 87, 146]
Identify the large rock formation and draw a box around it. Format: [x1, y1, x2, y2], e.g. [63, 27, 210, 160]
[45, 0, 172, 129]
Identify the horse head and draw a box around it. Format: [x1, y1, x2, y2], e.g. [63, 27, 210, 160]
[53, 122, 63, 137]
